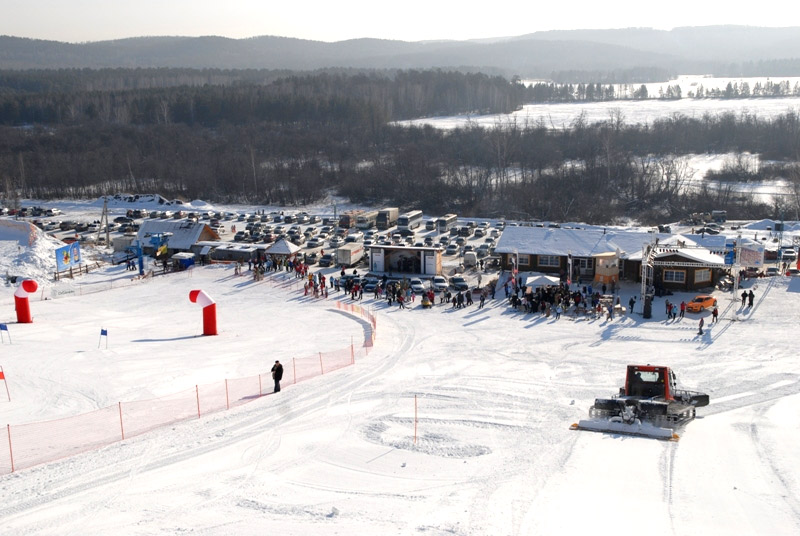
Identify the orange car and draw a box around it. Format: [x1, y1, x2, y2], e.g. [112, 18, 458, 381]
[685, 295, 717, 313]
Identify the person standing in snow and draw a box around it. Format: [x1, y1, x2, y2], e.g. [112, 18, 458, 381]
[628, 296, 636, 314]
[697, 317, 704, 335]
[271, 360, 283, 393]
[741, 290, 747, 306]
[711, 306, 719, 323]
[748, 290, 754, 308]
[679, 301, 686, 318]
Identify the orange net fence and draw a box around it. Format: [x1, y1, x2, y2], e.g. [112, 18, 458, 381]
[1, 301, 377, 474]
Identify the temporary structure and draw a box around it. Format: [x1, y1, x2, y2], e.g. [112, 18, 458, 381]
[593, 252, 619, 284]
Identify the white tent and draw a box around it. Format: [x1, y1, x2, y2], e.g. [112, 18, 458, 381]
[524, 273, 560, 288]
[265, 238, 300, 256]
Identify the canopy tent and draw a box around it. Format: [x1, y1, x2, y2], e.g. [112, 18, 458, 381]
[524, 274, 560, 289]
[265, 239, 300, 257]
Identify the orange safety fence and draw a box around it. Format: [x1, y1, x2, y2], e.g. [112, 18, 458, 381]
[0, 301, 377, 475]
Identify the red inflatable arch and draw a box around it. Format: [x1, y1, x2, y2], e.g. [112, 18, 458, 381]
[189, 289, 217, 336]
[14, 279, 38, 324]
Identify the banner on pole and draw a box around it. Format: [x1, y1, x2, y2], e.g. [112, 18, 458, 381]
[55, 243, 82, 271]
[0, 324, 7, 331]
[100, 328, 108, 336]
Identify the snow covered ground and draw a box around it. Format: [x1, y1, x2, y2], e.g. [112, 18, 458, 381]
[398, 96, 800, 130]
[0, 202, 799, 535]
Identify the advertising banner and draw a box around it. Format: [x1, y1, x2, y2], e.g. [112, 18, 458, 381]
[55, 242, 82, 271]
[739, 243, 765, 267]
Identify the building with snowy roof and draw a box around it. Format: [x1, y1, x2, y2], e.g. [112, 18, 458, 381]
[135, 220, 220, 256]
[494, 226, 729, 291]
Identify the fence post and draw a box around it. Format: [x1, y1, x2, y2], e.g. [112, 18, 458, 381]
[414, 395, 418, 445]
[196, 385, 201, 418]
[118, 401, 125, 440]
[225, 379, 230, 410]
[7, 424, 14, 473]
[319, 352, 324, 375]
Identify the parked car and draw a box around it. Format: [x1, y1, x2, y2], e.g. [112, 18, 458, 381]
[765, 267, 780, 276]
[450, 276, 469, 291]
[432, 275, 449, 291]
[318, 253, 335, 267]
[474, 228, 486, 238]
[409, 278, 426, 294]
[686, 295, 717, 313]
[445, 244, 460, 255]
[362, 277, 380, 292]
[307, 238, 324, 248]
[114, 216, 134, 224]
[234, 230, 250, 242]
[329, 236, 344, 248]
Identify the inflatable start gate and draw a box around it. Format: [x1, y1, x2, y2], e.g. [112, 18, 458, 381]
[189, 289, 217, 336]
[14, 279, 38, 323]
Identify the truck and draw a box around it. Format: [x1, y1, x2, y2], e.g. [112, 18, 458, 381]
[336, 242, 365, 267]
[376, 207, 399, 230]
[338, 210, 363, 229]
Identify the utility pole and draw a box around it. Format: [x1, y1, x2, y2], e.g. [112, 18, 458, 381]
[97, 197, 110, 246]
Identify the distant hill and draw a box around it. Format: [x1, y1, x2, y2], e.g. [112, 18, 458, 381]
[1, 26, 800, 77]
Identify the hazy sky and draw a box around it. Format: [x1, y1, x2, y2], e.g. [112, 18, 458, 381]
[1, 0, 794, 43]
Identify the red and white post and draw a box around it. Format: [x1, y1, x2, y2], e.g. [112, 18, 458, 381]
[14, 279, 38, 324]
[189, 289, 218, 336]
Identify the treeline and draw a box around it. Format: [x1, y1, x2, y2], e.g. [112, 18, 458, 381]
[526, 80, 800, 103]
[3, 107, 800, 223]
[0, 70, 522, 126]
[2, 69, 800, 224]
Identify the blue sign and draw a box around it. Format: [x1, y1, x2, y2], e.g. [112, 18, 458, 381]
[55, 242, 82, 271]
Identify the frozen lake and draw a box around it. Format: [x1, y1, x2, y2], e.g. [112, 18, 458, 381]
[398, 96, 800, 130]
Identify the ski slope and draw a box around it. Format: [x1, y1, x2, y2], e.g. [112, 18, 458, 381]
[0, 218, 798, 535]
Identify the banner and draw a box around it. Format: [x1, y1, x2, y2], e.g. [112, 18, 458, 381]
[739, 243, 765, 267]
[55, 242, 82, 271]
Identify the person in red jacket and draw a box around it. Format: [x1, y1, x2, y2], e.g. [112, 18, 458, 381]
[679, 301, 686, 318]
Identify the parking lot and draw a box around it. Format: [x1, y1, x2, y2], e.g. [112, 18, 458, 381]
[9, 205, 507, 292]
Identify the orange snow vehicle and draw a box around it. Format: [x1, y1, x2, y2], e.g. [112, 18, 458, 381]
[571, 365, 709, 441]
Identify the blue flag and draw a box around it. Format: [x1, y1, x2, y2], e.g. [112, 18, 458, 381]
[0, 324, 7, 331]
[100, 328, 108, 336]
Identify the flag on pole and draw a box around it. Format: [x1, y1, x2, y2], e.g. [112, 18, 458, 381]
[0, 365, 9, 401]
[0, 324, 7, 331]
[98, 328, 108, 349]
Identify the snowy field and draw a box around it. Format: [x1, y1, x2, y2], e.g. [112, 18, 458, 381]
[0, 201, 799, 535]
[398, 96, 800, 130]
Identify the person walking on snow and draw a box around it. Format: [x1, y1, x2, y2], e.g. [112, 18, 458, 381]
[271, 360, 283, 393]
[679, 301, 686, 318]
[712, 306, 719, 323]
[741, 290, 747, 306]
[748, 290, 754, 308]
[697, 317, 704, 335]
